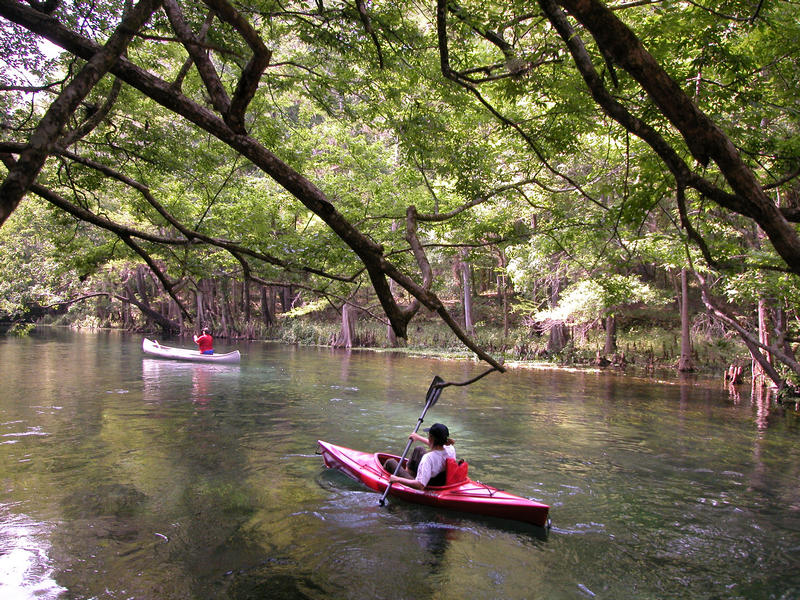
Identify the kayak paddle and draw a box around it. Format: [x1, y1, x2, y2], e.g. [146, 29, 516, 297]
[378, 375, 444, 506]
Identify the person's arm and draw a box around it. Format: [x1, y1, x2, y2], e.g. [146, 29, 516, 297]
[388, 474, 424, 489]
[409, 432, 428, 445]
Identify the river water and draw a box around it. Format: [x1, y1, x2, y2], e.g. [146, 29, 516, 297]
[1, 328, 799, 599]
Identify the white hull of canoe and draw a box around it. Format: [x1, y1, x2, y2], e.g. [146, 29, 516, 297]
[142, 338, 241, 364]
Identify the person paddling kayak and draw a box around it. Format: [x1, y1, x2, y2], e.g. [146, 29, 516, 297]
[193, 328, 214, 355]
[384, 423, 455, 489]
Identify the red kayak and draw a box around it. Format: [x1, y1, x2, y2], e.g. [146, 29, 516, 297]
[317, 440, 550, 527]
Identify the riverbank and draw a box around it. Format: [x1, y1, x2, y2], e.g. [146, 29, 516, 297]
[18, 297, 751, 383]
[259, 309, 749, 383]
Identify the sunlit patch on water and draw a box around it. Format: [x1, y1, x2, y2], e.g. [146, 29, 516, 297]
[0, 505, 66, 600]
[2, 426, 48, 439]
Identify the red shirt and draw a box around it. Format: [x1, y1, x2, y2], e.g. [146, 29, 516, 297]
[195, 334, 213, 353]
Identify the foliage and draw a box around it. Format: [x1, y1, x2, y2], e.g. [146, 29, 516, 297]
[0, 0, 799, 385]
[533, 275, 669, 324]
[0, 199, 83, 320]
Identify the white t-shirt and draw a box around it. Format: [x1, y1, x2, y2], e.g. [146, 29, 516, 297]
[415, 445, 456, 486]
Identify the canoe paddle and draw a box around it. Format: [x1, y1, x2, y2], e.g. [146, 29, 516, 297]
[378, 375, 444, 506]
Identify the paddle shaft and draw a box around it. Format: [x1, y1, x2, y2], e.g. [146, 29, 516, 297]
[379, 376, 443, 506]
[378, 405, 430, 505]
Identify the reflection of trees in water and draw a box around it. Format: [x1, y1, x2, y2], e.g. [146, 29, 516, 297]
[746, 385, 800, 514]
[48, 357, 254, 596]
[752, 382, 771, 432]
[141, 359, 241, 406]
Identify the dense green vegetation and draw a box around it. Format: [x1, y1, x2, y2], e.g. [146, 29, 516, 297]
[1, 1, 798, 389]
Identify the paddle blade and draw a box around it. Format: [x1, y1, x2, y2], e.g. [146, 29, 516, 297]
[425, 375, 444, 408]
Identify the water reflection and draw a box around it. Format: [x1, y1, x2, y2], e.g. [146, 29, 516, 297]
[3, 331, 800, 599]
[141, 358, 241, 406]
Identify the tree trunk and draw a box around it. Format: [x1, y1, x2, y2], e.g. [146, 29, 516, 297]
[753, 298, 772, 385]
[332, 303, 357, 348]
[387, 220, 400, 347]
[220, 279, 232, 338]
[280, 285, 292, 312]
[775, 308, 794, 357]
[458, 248, 475, 336]
[243, 278, 251, 323]
[497, 248, 509, 338]
[677, 268, 694, 372]
[603, 314, 616, 355]
[260, 286, 274, 326]
[547, 324, 570, 354]
[195, 288, 204, 328]
[135, 267, 151, 310]
[546, 275, 569, 354]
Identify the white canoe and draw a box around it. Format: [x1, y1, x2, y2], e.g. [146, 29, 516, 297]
[142, 337, 241, 364]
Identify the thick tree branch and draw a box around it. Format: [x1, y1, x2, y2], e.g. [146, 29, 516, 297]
[554, 0, 800, 274]
[59, 77, 123, 147]
[355, 0, 384, 68]
[171, 10, 215, 90]
[203, 0, 272, 133]
[0, 140, 364, 283]
[163, 0, 232, 118]
[118, 232, 191, 319]
[694, 272, 799, 390]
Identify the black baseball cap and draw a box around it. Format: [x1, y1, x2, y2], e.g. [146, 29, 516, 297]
[424, 423, 449, 444]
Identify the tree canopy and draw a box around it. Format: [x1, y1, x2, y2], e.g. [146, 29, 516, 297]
[1, 0, 799, 384]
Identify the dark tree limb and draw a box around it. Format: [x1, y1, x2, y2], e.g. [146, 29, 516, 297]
[694, 272, 799, 390]
[0, 140, 364, 283]
[53, 291, 181, 333]
[553, 0, 800, 274]
[435, 364, 504, 391]
[203, 0, 272, 133]
[117, 232, 191, 319]
[163, 0, 232, 118]
[414, 179, 541, 222]
[59, 77, 123, 147]
[675, 184, 721, 270]
[25, 0, 59, 15]
[355, 0, 384, 68]
[171, 10, 215, 90]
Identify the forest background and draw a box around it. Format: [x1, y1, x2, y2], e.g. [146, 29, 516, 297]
[0, 0, 798, 392]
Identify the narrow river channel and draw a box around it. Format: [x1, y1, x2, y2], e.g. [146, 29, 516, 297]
[1, 328, 799, 599]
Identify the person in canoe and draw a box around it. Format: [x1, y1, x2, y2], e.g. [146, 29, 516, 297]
[384, 423, 455, 489]
[193, 328, 214, 355]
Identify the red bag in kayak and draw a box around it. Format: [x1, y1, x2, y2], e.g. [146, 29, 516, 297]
[445, 458, 469, 485]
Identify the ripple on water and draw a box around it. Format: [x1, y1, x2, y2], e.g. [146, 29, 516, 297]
[0, 504, 67, 600]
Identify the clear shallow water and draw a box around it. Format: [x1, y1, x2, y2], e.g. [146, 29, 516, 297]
[1, 328, 800, 599]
